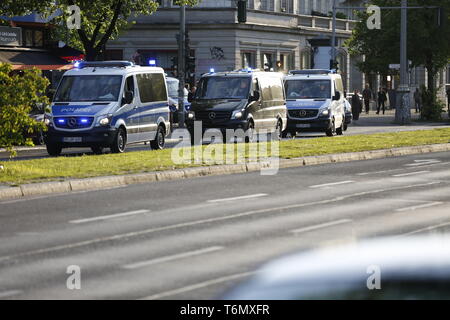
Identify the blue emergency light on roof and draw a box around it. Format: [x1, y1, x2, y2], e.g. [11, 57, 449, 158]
[78, 61, 135, 69]
[149, 59, 156, 66]
[210, 68, 215, 73]
[73, 61, 81, 68]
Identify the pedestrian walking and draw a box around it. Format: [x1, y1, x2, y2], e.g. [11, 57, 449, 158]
[446, 87, 450, 116]
[376, 87, 387, 115]
[351, 89, 362, 121]
[414, 88, 422, 113]
[188, 85, 196, 102]
[362, 84, 372, 114]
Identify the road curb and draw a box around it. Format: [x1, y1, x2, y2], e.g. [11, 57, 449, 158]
[1, 143, 449, 201]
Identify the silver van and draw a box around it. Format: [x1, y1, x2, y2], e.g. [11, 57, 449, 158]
[284, 70, 346, 137]
[45, 61, 170, 156]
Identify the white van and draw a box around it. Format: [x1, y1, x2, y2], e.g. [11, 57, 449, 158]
[283, 69, 346, 137]
[44, 61, 170, 156]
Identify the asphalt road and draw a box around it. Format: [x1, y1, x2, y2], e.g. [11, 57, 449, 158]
[1, 112, 448, 161]
[0, 151, 450, 299]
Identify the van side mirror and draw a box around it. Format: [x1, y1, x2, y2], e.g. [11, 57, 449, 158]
[333, 91, 341, 101]
[250, 90, 260, 102]
[123, 91, 134, 105]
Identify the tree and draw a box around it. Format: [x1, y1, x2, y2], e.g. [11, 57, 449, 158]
[346, 0, 450, 120]
[0, 0, 201, 61]
[0, 64, 49, 157]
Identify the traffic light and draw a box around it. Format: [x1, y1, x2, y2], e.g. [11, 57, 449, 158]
[237, 0, 247, 23]
[184, 30, 196, 82]
[171, 56, 178, 77]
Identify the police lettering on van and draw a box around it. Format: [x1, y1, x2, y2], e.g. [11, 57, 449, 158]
[44, 61, 170, 156]
[283, 69, 346, 137]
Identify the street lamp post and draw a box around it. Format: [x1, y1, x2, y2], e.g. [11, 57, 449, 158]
[178, 4, 186, 129]
[331, 0, 337, 67]
[396, 0, 411, 124]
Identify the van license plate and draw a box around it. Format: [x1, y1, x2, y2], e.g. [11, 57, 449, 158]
[296, 124, 310, 128]
[63, 137, 82, 143]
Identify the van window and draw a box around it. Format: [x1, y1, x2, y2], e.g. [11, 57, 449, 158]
[166, 79, 179, 99]
[285, 79, 331, 99]
[136, 73, 167, 103]
[269, 77, 284, 100]
[259, 77, 272, 101]
[54, 75, 123, 102]
[335, 77, 344, 93]
[195, 77, 251, 100]
[125, 76, 135, 94]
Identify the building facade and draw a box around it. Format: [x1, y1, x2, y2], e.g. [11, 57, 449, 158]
[107, 0, 366, 92]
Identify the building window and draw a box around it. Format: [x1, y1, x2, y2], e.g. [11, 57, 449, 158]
[241, 52, 256, 69]
[279, 53, 295, 71]
[281, 0, 294, 13]
[261, 52, 275, 71]
[259, 0, 274, 11]
[23, 28, 45, 48]
[24, 29, 33, 47]
[300, 47, 313, 69]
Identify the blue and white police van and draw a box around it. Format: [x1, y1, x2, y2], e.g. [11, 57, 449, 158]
[44, 61, 170, 156]
[283, 69, 346, 137]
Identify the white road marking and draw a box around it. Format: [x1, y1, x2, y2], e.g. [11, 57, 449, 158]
[139, 271, 255, 300]
[357, 169, 402, 176]
[0, 290, 22, 299]
[309, 181, 354, 189]
[401, 221, 450, 237]
[392, 171, 430, 177]
[396, 202, 444, 212]
[69, 210, 151, 224]
[290, 219, 353, 234]
[0, 181, 440, 263]
[123, 246, 224, 270]
[207, 193, 268, 203]
[405, 160, 441, 167]
[357, 161, 449, 176]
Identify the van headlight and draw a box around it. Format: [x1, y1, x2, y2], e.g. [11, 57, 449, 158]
[187, 111, 195, 120]
[98, 114, 113, 126]
[231, 109, 244, 120]
[320, 108, 330, 116]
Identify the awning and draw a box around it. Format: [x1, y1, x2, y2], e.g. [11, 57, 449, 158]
[0, 49, 73, 70]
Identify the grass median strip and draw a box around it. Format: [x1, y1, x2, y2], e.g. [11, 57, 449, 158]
[0, 128, 449, 185]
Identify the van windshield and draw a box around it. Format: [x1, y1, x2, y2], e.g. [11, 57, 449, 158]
[166, 79, 179, 99]
[54, 75, 123, 102]
[285, 79, 331, 99]
[195, 77, 251, 100]
[166, 79, 188, 99]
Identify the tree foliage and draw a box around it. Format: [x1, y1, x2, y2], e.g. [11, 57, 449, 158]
[0, 64, 49, 157]
[0, 0, 201, 60]
[346, 0, 450, 120]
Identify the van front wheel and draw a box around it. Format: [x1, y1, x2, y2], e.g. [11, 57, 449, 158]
[111, 127, 126, 153]
[325, 120, 335, 137]
[150, 125, 165, 150]
[46, 143, 62, 157]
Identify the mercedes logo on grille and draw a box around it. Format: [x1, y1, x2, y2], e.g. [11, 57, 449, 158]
[300, 110, 307, 117]
[208, 112, 216, 120]
[68, 118, 77, 128]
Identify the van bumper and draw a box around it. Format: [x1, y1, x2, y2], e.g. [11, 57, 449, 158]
[44, 126, 117, 148]
[286, 117, 332, 132]
[186, 119, 250, 132]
